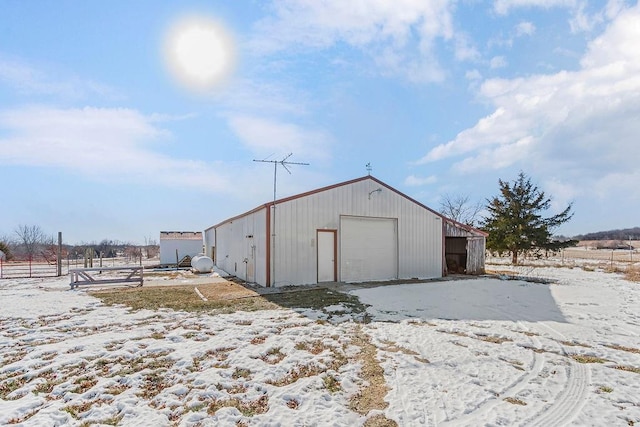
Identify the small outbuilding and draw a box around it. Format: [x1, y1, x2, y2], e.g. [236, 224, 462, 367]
[159, 231, 203, 266]
[204, 176, 486, 287]
[443, 219, 487, 275]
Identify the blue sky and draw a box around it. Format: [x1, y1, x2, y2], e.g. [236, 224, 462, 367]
[1, 1, 639, 244]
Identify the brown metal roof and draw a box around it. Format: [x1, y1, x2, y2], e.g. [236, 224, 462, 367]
[208, 175, 487, 237]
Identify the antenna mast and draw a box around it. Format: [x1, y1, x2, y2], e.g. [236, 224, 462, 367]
[254, 153, 309, 203]
[253, 153, 309, 287]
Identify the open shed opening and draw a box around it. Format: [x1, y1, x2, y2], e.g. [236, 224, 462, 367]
[445, 237, 468, 274]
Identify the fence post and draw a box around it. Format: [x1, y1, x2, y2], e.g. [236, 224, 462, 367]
[29, 255, 33, 278]
[57, 232, 62, 277]
[610, 250, 614, 269]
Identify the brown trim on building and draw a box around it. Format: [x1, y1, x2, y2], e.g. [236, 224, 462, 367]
[443, 218, 489, 237]
[265, 176, 370, 207]
[441, 220, 447, 276]
[209, 175, 486, 237]
[333, 230, 337, 280]
[316, 229, 337, 282]
[211, 204, 271, 230]
[208, 175, 486, 285]
[265, 204, 271, 287]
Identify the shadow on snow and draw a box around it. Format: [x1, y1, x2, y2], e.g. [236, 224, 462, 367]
[258, 276, 567, 324]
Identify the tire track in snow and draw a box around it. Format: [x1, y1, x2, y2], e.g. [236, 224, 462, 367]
[385, 358, 434, 426]
[440, 320, 545, 426]
[525, 322, 590, 427]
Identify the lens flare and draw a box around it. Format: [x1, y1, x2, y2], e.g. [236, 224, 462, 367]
[164, 16, 236, 92]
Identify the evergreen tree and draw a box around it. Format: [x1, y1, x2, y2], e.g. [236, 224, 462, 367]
[482, 172, 574, 264]
[0, 241, 11, 260]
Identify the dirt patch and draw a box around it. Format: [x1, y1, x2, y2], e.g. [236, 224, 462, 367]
[349, 327, 397, 426]
[261, 287, 370, 322]
[90, 280, 373, 319]
[90, 282, 279, 313]
[196, 282, 261, 300]
[364, 413, 399, 427]
[625, 265, 640, 282]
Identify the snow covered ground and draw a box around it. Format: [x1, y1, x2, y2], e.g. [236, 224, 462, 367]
[1, 265, 639, 426]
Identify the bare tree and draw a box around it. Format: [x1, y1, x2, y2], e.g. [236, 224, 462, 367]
[439, 194, 483, 227]
[14, 225, 48, 259]
[144, 236, 159, 259]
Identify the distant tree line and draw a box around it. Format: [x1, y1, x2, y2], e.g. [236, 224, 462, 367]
[573, 227, 640, 241]
[0, 225, 159, 261]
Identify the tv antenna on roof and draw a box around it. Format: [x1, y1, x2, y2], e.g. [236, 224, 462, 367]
[366, 162, 372, 175]
[253, 153, 309, 287]
[254, 153, 309, 202]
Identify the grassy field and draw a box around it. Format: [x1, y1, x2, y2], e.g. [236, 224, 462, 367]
[89, 279, 394, 426]
[91, 281, 372, 321]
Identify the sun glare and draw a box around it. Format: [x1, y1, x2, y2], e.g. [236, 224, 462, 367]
[164, 16, 235, 92]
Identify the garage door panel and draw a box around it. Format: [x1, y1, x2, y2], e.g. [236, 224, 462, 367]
[341, 216, 397, 282]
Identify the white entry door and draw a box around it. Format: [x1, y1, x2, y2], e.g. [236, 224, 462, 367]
[317, 230, 336, 282]
[340, 216, 397, 282]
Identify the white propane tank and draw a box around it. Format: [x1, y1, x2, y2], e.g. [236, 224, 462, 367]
[191, 254, 214, 273]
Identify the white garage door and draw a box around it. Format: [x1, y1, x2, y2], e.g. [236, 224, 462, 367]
[340, 216, 397, 282]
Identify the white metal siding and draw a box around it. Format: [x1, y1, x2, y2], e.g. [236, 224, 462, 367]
[215, 208, 267, 285]
[159, 239, 203, 265]
[204, 228, 215, 260]
[272, 178, 442, 285]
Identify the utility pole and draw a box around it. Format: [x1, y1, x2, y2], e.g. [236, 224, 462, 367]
[253, 153, 309, 286]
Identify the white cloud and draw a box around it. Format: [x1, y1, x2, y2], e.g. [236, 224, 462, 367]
[0, 106, 229, 191]
[454, 34, 480, 61]
[494, 0, 628, 35]
[568, 1, 628, 32]
[404, 174, 437, 186]
[452, 136, 534, 173]
[226, 115, 333, 162]
[221, 79, 309, 117]
[516, 21, 536, 36]
[0, 56, 121, 100]
[494, 0, 577, 16]
[490, 56, 508, 69]
[465, 69, 482, 81]
[251, 0, 456, 83]
[417, 3, 640, 199]
[543, 178, 580, 213]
